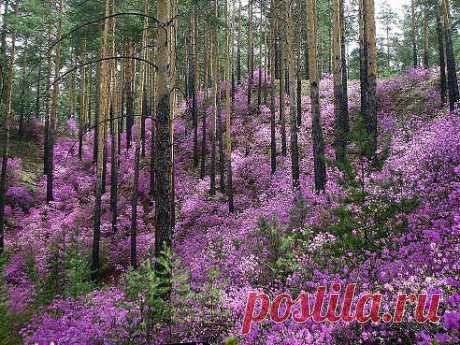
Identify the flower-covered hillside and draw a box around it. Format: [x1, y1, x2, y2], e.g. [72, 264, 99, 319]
[1, 68, 459, 345]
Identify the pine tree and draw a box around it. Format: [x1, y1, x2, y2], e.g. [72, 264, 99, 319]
[307, 0, 327, 192]
[155, 0, 174, 260]
[0, 2, 17, 256]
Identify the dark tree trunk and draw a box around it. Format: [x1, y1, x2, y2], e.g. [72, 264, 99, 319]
[110, 106, 118, 233]
[308, 0, 327, 192]
[141, 91, 147, 157]
[47, 1, 63, 203]
[423, 13, 429, 68]
[130, 144, 140, 270]
[101, 143, 107, 194]
[441, 0, 459, 111]
[210, 1, 218, 196]
[36, 63, 41, 119]
[270, 1, 277, 174]
[359, 0, 368, 125]
[154, 0, 173, 259]
[236, 0, 242, 84]
[275, 35, 281, 80]
[340, 0, 349, 134]
[365, 0, 378, 155]
[0, 6, 16, 255]
[247, 0, 254, 108]
[296, 74, 302, 126]
[333, 0, 346, 165]
[436, 15, 447, 105]
[200, 37, 209, 180]
[94, 62, 101, 163]
[287, 4, 300, 188]
[149, 118, 156, 197]
[411, 0, 418, 68]
[191, 11, 199, 168]
[279, 27, 287, 157]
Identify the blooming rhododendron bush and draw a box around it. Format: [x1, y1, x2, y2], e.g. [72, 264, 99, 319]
[0, 68, 459, 344]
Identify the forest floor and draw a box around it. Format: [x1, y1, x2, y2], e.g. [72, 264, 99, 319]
[1, 68, 459, 345]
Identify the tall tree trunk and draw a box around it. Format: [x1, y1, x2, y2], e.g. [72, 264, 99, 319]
[191, 9, 199, 168]
[270, 0, 277, 174]
[436, 14, 447, 105]
[44, 30, 52, 177]
[257, 3, 263, 113]
[0, 0, 9, 69]
[0, 3, 17, 256]
[307, 0, 327, 192]
[200, 26, 209, 180]
[125, 41, 135, 151]
[210, 2, 218, 196]
[69, 51, 76, 119]
[36, 63, 42, 120]
[169, 0, 178, 230]
[332, 0, 346, 165]
[155, 0, 173, 258]
[93, 59, 101, 163]
[359, 0, 368, 125]
[131, 0, 149, 270]
[92, 0, 111, 279]
[236, 0, 242, 84]
[365, 0, 377, 155]
[18, 43, 28, 138]
[215, 4, 226, 194]
[149, 37, 156, 198]
[441, 0, 459, 111]
[247, 0, 254, 107]
[278, 6, 287, 157]
[411, 0, 418, 68]
[79, 40, 87, 160]
[423, 12, 428, 67]
[226, 0, 234, 212]
[340, 0, 349, 134]
[47, 0, 63, 203]
[286, 0, 300, 188]
[109, 0, 118, 234]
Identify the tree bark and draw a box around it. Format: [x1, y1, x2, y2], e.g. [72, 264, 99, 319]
[92, 0, 111, 279]
[286, 0, 300, 188]
[365, 0, 378, 155]
[441, 0, 459, 111]
[200, 27, 209, 180]
[191, 9, 199, 168]
[411, 0, 418, 68]
[236, 0, 242, 84]
[210, 1, 218, 196]
[226, 0, 234, 212]
[423, 12, 428, 67]
[79, 40, 87, 160]
[332, 0, 346, 165]
[0, 3, 17, 256]
[270, 0, 277, 174]
[278, 5, 287, 157]
[436, 14, 447, 105]
[155, 0, 173, 258]
[47, 0, 63, 203]
[247, 0, 254, 108]
[307, 0, 327, 192]
[340, 0, 349, 134]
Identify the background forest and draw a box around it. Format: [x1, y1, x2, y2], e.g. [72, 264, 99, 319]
[0, 0, 459, 344]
